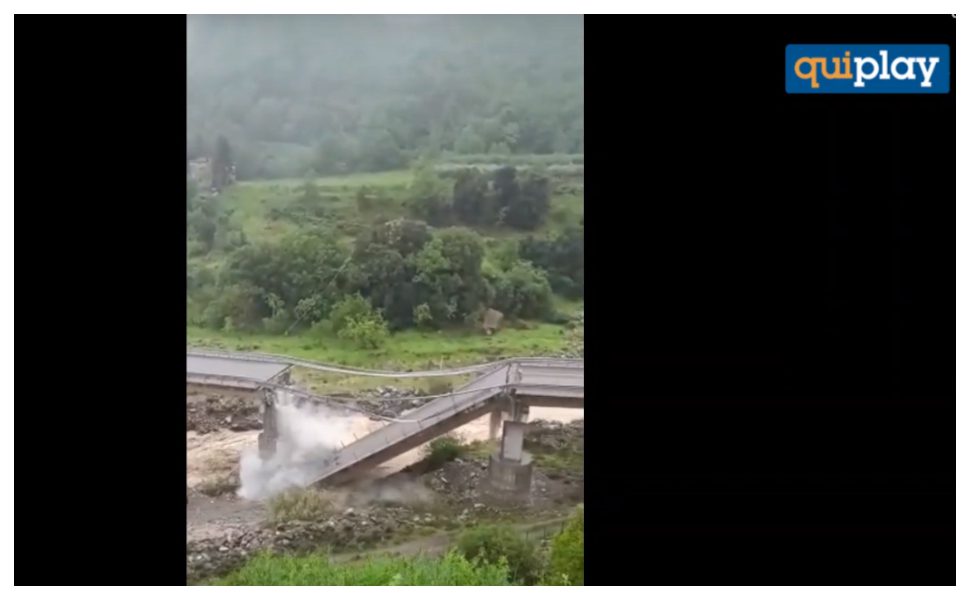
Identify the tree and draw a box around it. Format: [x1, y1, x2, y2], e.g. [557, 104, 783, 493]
[348, 219, 432, 329]
[520, 224, 584, 298]
[212, 135, 234, 190]
[188, 16, 584, 181]
[487, 260, 553, 319]
[412, 228, 488, 326]
[451, 169, 493, 226]
[503, 170, 550, 230]
[455, 125, 487, 154]
[406, 165, 452, 226]
[225, 231, 348, 326]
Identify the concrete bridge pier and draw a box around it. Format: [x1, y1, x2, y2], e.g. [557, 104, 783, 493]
[511, 401, 529, 423]
[257, 388, 278, 460]
[485, 395, 533, 500]
[486, 420, 533, 499]
[488, 409, 503, 440]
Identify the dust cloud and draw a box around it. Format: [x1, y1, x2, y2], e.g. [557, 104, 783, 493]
[238, 398, 360, 500]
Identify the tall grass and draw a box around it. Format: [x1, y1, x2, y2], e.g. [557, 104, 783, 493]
[268, 489, 335, 524]
[214, 550, 512, 585]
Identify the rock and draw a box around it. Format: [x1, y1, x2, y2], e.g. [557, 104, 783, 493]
[344, 507, 355, 516]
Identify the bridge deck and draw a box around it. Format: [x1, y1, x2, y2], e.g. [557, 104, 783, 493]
[308, 361, 583, 485]
[187, 355, 291, 382]
[184, 351, 583, 485]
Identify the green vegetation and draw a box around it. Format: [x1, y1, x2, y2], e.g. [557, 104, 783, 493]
[530, 450, 584, 473]
[188, 321, 568, 369]
[546, 505, 584, 585]
[424, 435, 465, 469]
[455, 524, 543, 584]
[187, 170, 580, 345]
[187, 16, 583, 354]
[214, 550, 512, 586]
[268, 489, 335, 524]
[213, 511, 583, 586]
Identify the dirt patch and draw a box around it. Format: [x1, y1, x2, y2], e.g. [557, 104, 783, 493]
[187, 391, 263, 433]
[423, 456, 583, 513]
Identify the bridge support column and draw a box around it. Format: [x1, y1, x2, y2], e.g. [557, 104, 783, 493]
[488, 409, 502, 441]
[485, 420, 533, 501]
[511, 402, 529, 423]
[258, 390, 278, 460]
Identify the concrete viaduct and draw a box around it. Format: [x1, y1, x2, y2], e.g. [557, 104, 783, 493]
[187, 349, 584, 494]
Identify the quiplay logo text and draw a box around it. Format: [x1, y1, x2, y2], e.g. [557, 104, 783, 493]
[785, 44, 950, 94]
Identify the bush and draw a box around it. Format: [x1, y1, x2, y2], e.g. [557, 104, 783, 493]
[455, 524, 543, 584]
[425, 435, 464, 469]
[546, 504, 584, 585]
[216, 550, 511, 585]
[488, 261, 553, 320]
[337, 313, 389, 349]
[329, 293, 376, 334]
[268, 489, 335, 524]
[412, 302, 434, 328]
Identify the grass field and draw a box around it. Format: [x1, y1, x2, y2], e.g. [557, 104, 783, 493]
[188, 321, 572, 370]
[214, 168, 582, 248]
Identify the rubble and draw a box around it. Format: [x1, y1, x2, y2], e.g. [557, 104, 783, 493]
[186, 504, 423, 583]
[187, 393, 262, 433]
[525, 419, 585, 453]
[354, 387, 434, 419]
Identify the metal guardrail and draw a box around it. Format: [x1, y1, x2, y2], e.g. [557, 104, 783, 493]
[187, 347, 581, 379]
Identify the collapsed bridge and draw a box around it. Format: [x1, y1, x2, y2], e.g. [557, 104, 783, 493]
[187, 349, 584, 493]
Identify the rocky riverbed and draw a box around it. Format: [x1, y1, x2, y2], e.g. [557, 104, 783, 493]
[186, 388, 584, 583]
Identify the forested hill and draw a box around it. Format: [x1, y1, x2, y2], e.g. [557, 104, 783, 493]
[187, 15, 584, 180]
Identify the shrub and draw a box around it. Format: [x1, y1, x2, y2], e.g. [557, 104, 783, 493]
[455, 524, 543, 584]
[425, 435, 464, 469]
[329, 293, 374, 334]
[546, 504, 584, 585]
[216, 550, 511, 585]
[413, 302, 434, 328]
[337, 313, 389, 349]
[488, 261, 553, 319]
[267, 489, 334, 524]
[329, 293, 389, 348]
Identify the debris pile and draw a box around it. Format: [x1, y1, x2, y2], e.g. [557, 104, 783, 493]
[187, 393, 262, 433]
